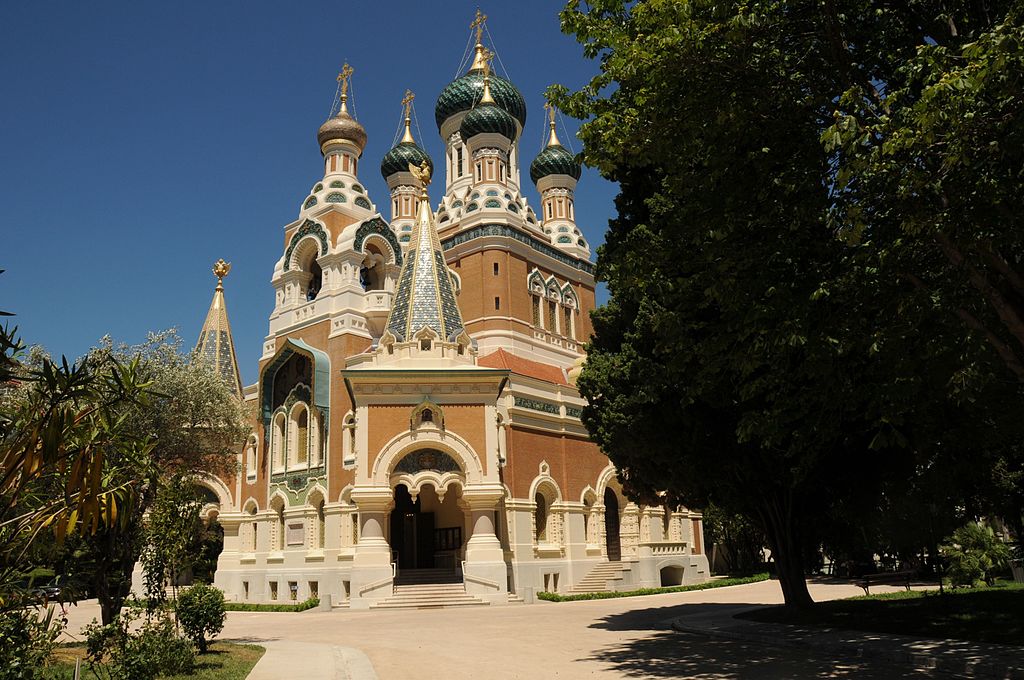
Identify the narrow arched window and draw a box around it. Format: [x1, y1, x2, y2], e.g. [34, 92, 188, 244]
[535, 492, 548, 542]
[296, 408, 308, 465]
[273, 414, 286, 470]
[317, 499, 326, 549]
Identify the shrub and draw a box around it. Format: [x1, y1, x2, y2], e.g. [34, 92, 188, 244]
[223, 596, 319, 612]
[0, 608, 63, 680]
[941, 522, 1012, 587]
[176, 583, 226, 653]
[84, 609, 195, 680]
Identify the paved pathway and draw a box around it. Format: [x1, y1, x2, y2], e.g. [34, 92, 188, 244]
[58, 580, 1021, 679]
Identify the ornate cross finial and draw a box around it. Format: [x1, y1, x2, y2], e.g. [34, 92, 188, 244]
[212, 259, 231, 288]
[480, 47, 493, 78]
[471, 8, 487, 45]
[401, 89, 416, 143]
[545, 101, 561, 146]
[337, 63, 354, 98]
[401, 89, 415, 118]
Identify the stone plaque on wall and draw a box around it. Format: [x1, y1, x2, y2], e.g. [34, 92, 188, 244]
[286, 521, 305, 546]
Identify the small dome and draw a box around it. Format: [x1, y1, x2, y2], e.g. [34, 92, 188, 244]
[460, 102, 517, 142]
[317, 108, 367, 155]
[530, 144, 581, 184]
[435, 71, 526, 132]
[381, 142, 433, 180]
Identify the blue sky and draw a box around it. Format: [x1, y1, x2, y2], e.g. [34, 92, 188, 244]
[0, 1, 616, 385]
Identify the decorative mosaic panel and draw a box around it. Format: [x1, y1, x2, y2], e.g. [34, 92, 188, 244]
[394, 449, 460, 474]
[304, 196, 317, 209]
[326, 192, 346, 203]
[514, 396, 560, 414]
[442, 224, 595, 275]
[354, 196, 371, 209]
[566, 407, 583, 419]
[484, 199, 501, 208]
[329, 181, 345, 188]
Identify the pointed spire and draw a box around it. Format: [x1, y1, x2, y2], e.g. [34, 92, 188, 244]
[196, 259, 243, 397]
[545, 102, 561, 147]
[401, 89, 416, 144]
[385, 162, 467, 343]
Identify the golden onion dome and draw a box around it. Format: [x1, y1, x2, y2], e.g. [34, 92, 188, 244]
[317, 98, 367, 156]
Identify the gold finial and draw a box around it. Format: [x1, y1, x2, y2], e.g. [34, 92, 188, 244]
[469, 9, 489, 72]
[545, 102, 561, 147]
[479, 49, 495, 104]
[401, 89, 416, 144]
[212, 259, 231, 289]
[336, 63, 354, 113]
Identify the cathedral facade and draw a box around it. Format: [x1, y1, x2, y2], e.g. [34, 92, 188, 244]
[201, 27, 708, 608]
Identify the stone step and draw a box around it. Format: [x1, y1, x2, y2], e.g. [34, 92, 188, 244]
[370, 581, 489, 610]
[570, 561, 635, 594]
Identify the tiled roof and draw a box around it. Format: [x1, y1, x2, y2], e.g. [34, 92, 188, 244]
[478, 349, 568, 385]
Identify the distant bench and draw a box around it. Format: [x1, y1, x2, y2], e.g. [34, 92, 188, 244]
[856, 571, 914, 595]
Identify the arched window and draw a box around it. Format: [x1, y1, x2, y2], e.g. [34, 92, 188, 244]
[546, 300, 557, 334]
[360, 244, 386, 292]
[302, 250, 322, 301]
[270, 497, 285, 552]
[532, 295, 542, 328]
[245, 502, 258, 552]
[563, 306, 574, 340]
[317, 499, 326, 549]
[272, 413, 286, 470]
[535, 492, 548, 542]
[245, 435, 257, 477]
[291, 405, 309, 466]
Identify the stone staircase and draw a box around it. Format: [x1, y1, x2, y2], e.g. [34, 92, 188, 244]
[568, 561, 635, 594]
[369, 568, 489, 610]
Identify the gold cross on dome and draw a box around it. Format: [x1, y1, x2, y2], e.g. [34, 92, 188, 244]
[337, 63, 354, 97]
[402, 89, 415, 118]
[480, 47, 493, 77]
[471, 8, 487, 44]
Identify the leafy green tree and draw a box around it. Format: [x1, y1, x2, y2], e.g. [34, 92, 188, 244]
[941, 522, 1012, 587]
[553, 0, 1024, 607]
[0, 323, 153, 613]
[71, 331, 248, 624]
[176, 583, 226, 654]
[140, 476, 204, 609]
[703, 503, 767, 575]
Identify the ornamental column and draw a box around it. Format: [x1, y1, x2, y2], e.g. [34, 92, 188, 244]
[461, 484, 508, 603]
[348, 487, 394, 609]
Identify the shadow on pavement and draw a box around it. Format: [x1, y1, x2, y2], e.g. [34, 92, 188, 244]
[582, 602, 936, 679]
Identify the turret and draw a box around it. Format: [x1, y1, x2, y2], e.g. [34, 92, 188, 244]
[530, 104, 589, 257]
[381, 91, 433, 247]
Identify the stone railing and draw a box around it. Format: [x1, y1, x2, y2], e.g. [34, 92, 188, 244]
[640, 541, 688, 556]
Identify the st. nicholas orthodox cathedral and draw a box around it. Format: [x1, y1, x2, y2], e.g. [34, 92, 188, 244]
[191, 14, 709, 608]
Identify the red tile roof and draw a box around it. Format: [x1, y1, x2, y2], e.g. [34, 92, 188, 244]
[478, 349, 568, 385]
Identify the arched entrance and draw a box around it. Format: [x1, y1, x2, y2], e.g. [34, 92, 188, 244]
[387, 448, 467, 575]
[604, 488, 621, 562]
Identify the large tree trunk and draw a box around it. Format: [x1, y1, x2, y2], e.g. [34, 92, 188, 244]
[759, 496, 815, 609]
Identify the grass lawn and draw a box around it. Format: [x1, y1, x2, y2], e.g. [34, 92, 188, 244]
[44, 641, 264, 680]
[739, 581, 1024, 646]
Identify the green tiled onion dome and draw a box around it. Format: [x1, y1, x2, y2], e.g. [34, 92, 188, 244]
[530, 144, 581, 184]
[380, 141, 433, 179]
[460, 102, 517, 141]
[317, 108, 367, 154]
[435, 71, 526, 132]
